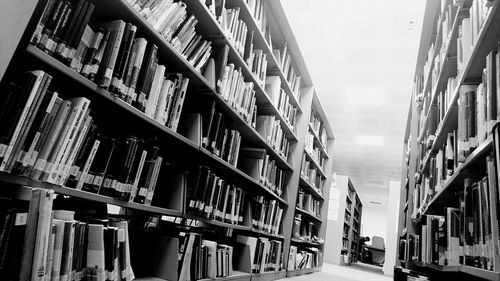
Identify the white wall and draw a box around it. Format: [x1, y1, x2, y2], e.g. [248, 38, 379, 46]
[361, 207, 388, 241]
[383, 180, 401, 276]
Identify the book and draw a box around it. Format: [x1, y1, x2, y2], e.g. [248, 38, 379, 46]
[95, 20, 126, 89]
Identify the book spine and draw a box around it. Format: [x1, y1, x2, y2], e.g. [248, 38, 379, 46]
[0, 72, 45, 171]
[31, 189, 55, 281]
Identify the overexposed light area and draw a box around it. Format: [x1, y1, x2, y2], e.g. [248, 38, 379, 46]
[282, 0, 425, 211]
[346, 86, 385, 106]
[356, 135, 384, 146]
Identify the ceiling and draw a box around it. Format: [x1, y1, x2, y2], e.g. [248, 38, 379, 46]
[281, 0, 426, 210]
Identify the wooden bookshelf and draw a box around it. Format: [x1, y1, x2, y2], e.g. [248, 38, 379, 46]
[397, 0, 500, 279]
[0, 0, 335, 279]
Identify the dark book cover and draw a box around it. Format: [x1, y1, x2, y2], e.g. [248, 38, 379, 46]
[134, 42, 158, 111]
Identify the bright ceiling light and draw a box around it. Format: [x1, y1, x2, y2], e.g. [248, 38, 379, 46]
[346, 86, 385, 105]
[356, 135, 384, 146]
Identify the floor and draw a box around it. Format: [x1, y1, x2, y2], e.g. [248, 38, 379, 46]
[285, 263, 393, 281]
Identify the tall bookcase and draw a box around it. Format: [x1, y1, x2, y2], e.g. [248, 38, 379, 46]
[397, 0, 500, 280]
[0, 0, 334, 280]
[324, 175, 362, 266]
[286, 91, 335, 276]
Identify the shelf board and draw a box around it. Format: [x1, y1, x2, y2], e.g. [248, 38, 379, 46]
[298, 176, 324, 200]
[423, 136, 493, 215]
[249, 228, 285, 240]
[308, 124, 329, 159]
[227, 0, 303, 113]
[0, 172, 182, 217]
[285, 267, 320, 277]
[460, 265, 500, 280]
[250, 270, 287, 281]
[198, 271, 252, 281]
[413, 262, 500, 280]
[295, 207, 322, 222]
[184, 213, 252, 231]
[304, 150, 327, 178]
[290, 238, 322, 247]
[414, 262, 461, 272]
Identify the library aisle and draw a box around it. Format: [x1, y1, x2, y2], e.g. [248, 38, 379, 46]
[284, 263, 391, 281]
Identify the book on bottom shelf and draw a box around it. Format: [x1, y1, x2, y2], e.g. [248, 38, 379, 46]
[0, 188, 134, 281]
[236, 235, 282, 273]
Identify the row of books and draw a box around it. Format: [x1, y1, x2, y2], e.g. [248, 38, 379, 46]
[309, 114, 328, 148]
[187, 166, 246, 225]
[245, 0, 268, 36]
[417, 75, 457, 151]
[178, 232, 234, 281]
[344, 210, 351, 224]
[31, 0, 96, 68]
[411, 155, 499, 271]
[272, 42, 302, 99]
[0, 189, 134, 281]
[300, 156, 324, 193]
[32, 0, 194, 125]
[256, 115, 290, 159]
[236, 235, 282, 273]
[222, 7, 249, 60]
[206, 1, 269, 89]
[457, 0, 492, 76]
[202, 102, 243, 167]
[457, 83, 490, 160]
[440, 0, 458, 46]
[428, 2, 458, 93]
[297, 191, 321, 218]
[416, 79, 499, 208]
[216, 58, 258, 126]
[248, 48, 268, 88]
[291, 214, 315, 242]
[238, 148, 287, 196]
[266, 76, 298, 128]
[251, 196, 283, 235]
[287, 246, 322, 270]
[0, 72, 167, 205]
[128, 0, 214, 71]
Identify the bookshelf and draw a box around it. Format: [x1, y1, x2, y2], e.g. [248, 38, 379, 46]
[397, 0, 500, 280]
[0, 0, 334, 280]
[324, 175, 362, 266]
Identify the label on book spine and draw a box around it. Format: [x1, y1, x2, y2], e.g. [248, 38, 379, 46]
[15, 213, 28, 225]
[0, 144, 7, 158]
[93, 176, 103, 187]
[85, 174, 95, 185]
[138, 188, 147, 197]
